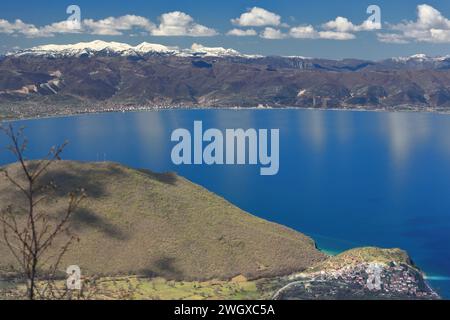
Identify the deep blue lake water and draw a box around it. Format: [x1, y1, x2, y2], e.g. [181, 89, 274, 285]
[1, 109, 450, 298]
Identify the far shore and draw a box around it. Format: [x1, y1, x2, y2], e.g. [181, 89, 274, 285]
[3, 104, 450, 123]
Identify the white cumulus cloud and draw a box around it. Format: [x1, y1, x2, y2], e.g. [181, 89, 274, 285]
[0, 15, 154, 37]
[323, 16, 381, 33]
[378, 4, 450, 43]
[232, 7, 281, 27]
[318, 31, 356, 40]
[226, 28, 257, 36]
[258, 13, 379, 41]
[289, 25, 355, 40]
[0, 19, 43, 37]
[289, 25, 318, 39]
[260, 27, 286, 39]
[151, 11, 217, 36]
[83, 15, 154, 36]
[0, 12, 217, 38]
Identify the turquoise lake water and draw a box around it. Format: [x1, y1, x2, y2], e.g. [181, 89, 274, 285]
[1, 109, 449, 298]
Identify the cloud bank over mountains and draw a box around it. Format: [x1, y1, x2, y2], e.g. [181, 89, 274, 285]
[230, 7, 381, 40]
[0, 4, 449, 43]
[0, 11, 216, 37]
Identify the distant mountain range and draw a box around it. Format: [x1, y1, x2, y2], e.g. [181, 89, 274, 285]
[1, 40, 450, 119]
[10, 40, 262, 59]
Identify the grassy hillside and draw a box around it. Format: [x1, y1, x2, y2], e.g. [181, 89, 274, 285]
[0, 161, 326, 280]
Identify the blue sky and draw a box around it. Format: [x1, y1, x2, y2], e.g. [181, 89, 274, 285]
[1, 0, 450, 59]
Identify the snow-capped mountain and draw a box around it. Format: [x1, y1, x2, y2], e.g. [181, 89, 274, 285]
[3, 42, 450, 115]
[12, 40, 178, 57]
[7, 41, 450, 65]
[10, 40, 259, 58]
[184, 43, 261, 58]
[376, 53, 450, 70]
[133, 42, 177, 54]
[391, 53, 450, 63]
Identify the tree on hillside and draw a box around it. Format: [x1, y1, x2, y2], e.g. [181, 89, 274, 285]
[0, 124, 85, 299]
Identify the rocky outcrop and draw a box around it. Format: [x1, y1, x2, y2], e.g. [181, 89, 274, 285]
[273, 248, 440, 300]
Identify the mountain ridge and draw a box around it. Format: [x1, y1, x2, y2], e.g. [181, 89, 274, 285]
[2, 40, 450, 119]
[8, 40, 262, 59]
[7, 40, 450, 62]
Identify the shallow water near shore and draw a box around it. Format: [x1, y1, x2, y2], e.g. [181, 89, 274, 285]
[1, 108, 449, 298]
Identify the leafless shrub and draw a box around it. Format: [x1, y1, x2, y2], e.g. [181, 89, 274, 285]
[0, 124, 85, 300]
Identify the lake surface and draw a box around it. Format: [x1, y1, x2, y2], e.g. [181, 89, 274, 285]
[1, 109, 450, 298]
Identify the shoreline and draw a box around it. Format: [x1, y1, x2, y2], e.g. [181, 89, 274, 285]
[1, 106, 448, 298]
[3, 104, 450, 123]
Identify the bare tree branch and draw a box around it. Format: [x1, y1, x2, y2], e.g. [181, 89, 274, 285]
[0, 123, 85, 300]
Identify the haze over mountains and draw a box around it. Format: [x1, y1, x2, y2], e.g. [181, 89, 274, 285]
[1, 40, 450, 119]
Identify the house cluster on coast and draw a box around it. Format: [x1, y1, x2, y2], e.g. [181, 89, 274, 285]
[276, 261, 440, 300]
